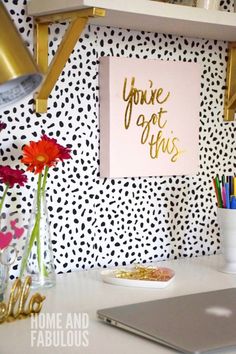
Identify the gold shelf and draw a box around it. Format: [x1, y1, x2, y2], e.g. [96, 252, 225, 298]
[33, 7, 105, 113]
[29, 0, 236, 119]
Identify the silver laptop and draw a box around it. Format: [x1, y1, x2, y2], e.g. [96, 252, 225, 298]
[97, 288, 236, 354]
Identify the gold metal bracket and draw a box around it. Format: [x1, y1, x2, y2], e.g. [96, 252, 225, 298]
[34, 8, 105, 113]
[224, 42, 236, 121]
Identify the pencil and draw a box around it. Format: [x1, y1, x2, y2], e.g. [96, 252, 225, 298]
[222, 185, 226, 208]
[215, 176, 223, 208]
[213, 178, 221, 208]
[234, 177, 236, 196]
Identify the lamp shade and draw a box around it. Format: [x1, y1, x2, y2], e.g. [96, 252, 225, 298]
[0, 2, 42, 108]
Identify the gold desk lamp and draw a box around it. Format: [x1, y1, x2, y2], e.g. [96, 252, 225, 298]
[0, 2, 42, 108]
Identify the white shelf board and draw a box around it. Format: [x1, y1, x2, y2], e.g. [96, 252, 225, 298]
[27, 0, 236, 41]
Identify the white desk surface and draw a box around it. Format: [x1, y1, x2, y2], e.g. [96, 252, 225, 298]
[1, 254, 236, 354]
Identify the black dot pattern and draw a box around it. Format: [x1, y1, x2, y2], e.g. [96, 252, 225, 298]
[0, 0, 235, 277]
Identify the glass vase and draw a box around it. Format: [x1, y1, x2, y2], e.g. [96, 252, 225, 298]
[0, 213, 20, 300]
[20, 190, 56, 289]
[0, 256, 9, 302]
[0, 247, 17, 301]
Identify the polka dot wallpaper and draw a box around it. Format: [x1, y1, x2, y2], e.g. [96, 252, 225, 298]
[1, 0, 236, 277]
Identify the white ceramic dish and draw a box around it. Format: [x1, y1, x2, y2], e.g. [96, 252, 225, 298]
[101, 267, 175, 289]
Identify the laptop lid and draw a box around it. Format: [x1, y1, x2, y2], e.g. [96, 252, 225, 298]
[97, 288, 236, 354]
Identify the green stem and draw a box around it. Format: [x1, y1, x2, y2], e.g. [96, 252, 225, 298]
[41, 166, 49, 277]
[37, 172, 49, 278]
[0, 184, 9, 217]
[41, 166, 49, 195]
[20, 174, 42, 278]
[36, 173, 42, 274]
[20, 170, 50, 279]
[20, 217, 39, 277]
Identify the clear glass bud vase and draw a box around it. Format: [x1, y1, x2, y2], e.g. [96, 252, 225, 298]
[0, 254, 9, 301]
[20, 190, 56, 289]
[0, 213, 19, 300]
[0, 247, 16, 301]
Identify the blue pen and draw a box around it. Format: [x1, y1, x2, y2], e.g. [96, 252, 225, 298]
[230, 196, 236, 209]
[225, 182, 230, 209]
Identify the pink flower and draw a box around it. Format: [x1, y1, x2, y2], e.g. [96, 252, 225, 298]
[41, 134, 72, 161]
[0, 166, 27, 188]
[0, 121, 6, 132]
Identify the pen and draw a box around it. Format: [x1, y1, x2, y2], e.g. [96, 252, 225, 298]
[228, 176, 232, 196]
[225, 182, 230, 209]
[232, 176, 234, 196]
[222, 185, 226, 208]
[231, 196, 236, 209]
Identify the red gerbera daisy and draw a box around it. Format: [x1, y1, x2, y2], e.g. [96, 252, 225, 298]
[41, 134, 71, 161]
[0, 166, 27, 188]
[21, 140, 60, 174]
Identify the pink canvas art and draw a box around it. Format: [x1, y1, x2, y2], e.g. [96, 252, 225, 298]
[99, 56, 200, 178]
